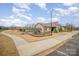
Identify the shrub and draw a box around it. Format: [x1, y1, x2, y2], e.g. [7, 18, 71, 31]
[53, 27, 60, 33]
[53, 26, 65, 33]
[59, 26, 65, 32]
[19, 28, 26, 32]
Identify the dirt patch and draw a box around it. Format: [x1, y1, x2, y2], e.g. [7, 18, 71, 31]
[4, 30, 67, 42]
[0, 33, 19, 56]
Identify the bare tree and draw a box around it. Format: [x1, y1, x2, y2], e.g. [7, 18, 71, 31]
[65, 23, 75, 32]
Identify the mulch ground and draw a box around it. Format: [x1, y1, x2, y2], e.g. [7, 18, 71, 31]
[0, 33, 19, 56]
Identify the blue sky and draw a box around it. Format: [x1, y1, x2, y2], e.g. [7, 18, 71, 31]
[0, 3, 79, 27]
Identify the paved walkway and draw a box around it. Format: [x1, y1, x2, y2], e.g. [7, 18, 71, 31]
[1, 31, 79, 56]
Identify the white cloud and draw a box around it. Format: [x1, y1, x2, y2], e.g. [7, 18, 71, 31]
[54, 8, 70, 16]
[63, 3, 75, 6]
[37, 17, 46, 22]
[17, 14, 32, 20]
[54, 6, 79, 16]
[11, 19, 27, 27]
[35, 3, 47, 10]
[12, 7, 26, 14]
[7, 15, 14, 19]
[68, 7, 78, 12]
[14, 3, 31, 10]
[0, 19, 12, 27]
[12, 5, 32, 21]
[27, 13, 32, 17]
[0, 18, 27, 27]
[52, 17, 59, 22]
[0, 3, 32, 27]
[74, 14, 79, 18]
[36, 17, 59, 23]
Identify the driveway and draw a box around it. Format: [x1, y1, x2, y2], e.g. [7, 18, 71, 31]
[1, 31, 79, 56]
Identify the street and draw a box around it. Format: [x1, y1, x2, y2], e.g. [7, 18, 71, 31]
[47, 35, 79, 56]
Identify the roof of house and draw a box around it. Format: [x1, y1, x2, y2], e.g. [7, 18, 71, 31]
[36, 22, 60, 28]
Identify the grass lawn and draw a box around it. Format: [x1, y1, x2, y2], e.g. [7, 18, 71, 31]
[4, 30, 67, 42]
[0, 33, 19, 56]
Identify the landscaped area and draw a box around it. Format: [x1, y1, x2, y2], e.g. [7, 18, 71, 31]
[4, 30, 68, 42]
[0, 24, 78, 56]
[0, 20, 75, 55]
[0, 32, 19, 56]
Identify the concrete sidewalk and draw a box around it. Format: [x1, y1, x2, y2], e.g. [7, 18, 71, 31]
[1, 31, 79, 56]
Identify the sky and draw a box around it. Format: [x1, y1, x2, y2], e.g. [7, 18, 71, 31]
[0, 3, 79, 27]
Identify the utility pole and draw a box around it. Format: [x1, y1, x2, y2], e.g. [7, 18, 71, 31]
[50, 9, 53, 36]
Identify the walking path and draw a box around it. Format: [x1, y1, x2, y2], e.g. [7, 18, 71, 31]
[1, 31, 79, 56]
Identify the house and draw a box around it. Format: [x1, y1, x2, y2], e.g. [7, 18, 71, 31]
[35, 22, 60, 34]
